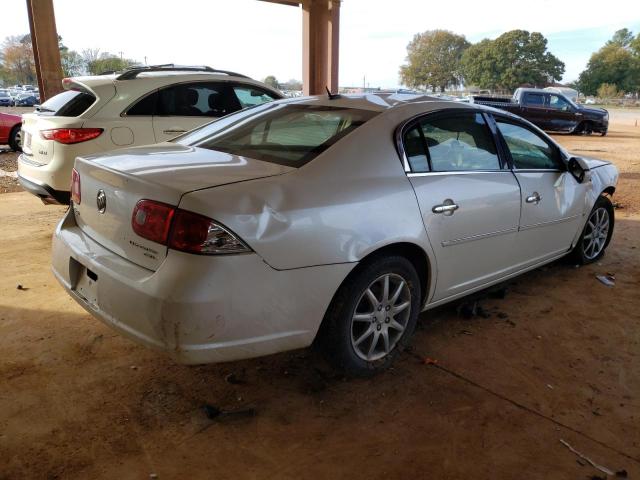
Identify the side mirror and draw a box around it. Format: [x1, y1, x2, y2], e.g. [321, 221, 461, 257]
[567, 157, 591, 183]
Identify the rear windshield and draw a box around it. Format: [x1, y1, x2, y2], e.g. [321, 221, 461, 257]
[38, 90, 96, 116]
[176, 103, 378, 167]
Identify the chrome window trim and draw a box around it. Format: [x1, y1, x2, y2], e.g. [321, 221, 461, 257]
[407, 170, 510, 177]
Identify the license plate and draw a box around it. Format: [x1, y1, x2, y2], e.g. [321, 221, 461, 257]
[72, 261, 99, 308]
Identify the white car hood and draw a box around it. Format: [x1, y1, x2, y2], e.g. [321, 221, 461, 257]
[85, 142, 294, 194]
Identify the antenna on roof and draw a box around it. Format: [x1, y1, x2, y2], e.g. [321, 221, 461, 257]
[326, 86, 341, 100]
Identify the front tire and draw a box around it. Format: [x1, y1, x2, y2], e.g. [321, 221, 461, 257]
[8, 126, 21, 152]
[319, 255, 421, 377]
[570, 196, 614, 264]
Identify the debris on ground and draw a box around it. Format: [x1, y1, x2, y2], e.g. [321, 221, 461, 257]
[595, 274, 615, 287]
[458, 330, 473, 336]
[559, 439, 615, 476]
[149, 474, 158, 480]
[612, 202, 624, 209]
[16, 284, 28, 291]
[423, 357, 438, 365]
[496, 312, 509, 319]
[203, 404, 256, 421]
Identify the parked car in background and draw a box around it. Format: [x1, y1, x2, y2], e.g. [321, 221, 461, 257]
[471, 88, 608, 135]
[0, 89, 12, 107]
[13, 93, 39, 107]
[51, 94, 618, 376]
[0, 112, 22, 151]
[18, 64, 283, 204]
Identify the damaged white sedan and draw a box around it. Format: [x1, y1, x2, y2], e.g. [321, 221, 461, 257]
[52, 94, 618, 376]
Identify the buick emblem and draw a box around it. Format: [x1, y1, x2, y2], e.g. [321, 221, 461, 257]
[96, 189, 107, 214]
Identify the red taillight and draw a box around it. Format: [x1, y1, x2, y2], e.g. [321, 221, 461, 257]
[40, 128, 103, 144]
[71, 168, 81, 204]
[168, 209, 214, 254]
[131, 200, 175, 245]
[131, 200, 250, 254]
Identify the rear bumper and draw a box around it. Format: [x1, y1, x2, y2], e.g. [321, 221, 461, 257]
[18, 171, 70, 204]
[17, 153, 71, 204]
[51, 209, 353, 364]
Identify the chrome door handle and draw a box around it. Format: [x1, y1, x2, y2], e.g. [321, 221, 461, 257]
[163, 129, 187, 134]
[432, 200, 459, 215]
[526, 192, 542, 204]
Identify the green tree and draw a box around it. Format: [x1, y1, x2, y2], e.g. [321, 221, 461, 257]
[399, 30, 470, 92]
[263, 75, 279, 89]
[577, 29, 640, 95]
[86, 52, 137, 75]
[597, 83, 620, 99]
[461, 30, 564, 91]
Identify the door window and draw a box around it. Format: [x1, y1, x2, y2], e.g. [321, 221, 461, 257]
[127, 83, 243, 118]
[496, 120, 562, 170]
[403, 125, 429, 172]
[548, 94, 571, 111]
[233, 85, 279, 109]
[408, 112, 501, 172]
[523, 93, 545, 106]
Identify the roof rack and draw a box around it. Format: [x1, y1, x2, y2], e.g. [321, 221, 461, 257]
[115, 64, 250, 80]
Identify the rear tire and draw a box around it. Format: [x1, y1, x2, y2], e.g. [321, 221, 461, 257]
[319, 255, 421, 377]
[569, 196, 614, 264]
[8, 126, 21, 152]
[582, 121, 593, 135]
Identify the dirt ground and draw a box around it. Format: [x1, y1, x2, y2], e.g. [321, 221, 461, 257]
[0, 109, 639, 479]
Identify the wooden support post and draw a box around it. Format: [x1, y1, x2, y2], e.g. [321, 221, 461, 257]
[26, 0, 63, 101]
[302, 0, 340, 95]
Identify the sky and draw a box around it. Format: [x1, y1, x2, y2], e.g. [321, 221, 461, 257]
[1, 0, 639, 88]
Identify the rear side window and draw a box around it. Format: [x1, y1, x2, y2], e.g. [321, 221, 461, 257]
[233, 86, 279, 109]
[524, 93, 544, 106]
[408, 112, 500, 172]
[179, 104, 378, 167]
[496, 120, 562, 170]
[38, 90, 95, 116]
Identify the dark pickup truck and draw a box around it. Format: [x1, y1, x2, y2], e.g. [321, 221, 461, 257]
[471, 88, 608, 135]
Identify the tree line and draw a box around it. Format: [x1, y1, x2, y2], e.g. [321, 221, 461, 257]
[0, 34, 137, 86]
[400, 28, 640, 96]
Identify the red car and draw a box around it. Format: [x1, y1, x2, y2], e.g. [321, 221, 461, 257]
[0, 112, 22, 151]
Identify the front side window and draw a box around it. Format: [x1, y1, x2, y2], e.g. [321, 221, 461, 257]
[177, 104, 378, 167]
[412, 112, 501, 172]
[233, 86, 279, 109]
[548, 94, 571, 111]
[496, 120, 562, 170]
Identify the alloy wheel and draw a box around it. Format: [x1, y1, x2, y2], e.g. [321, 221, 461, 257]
[350, 273, 411, 361]
[583, 207, 610, 260]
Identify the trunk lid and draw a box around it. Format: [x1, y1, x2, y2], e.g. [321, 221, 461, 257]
[73, 143, 293, 270]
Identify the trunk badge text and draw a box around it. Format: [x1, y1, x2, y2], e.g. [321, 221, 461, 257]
[96, 190, 107, 214]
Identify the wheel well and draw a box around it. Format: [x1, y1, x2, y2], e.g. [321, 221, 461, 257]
[602, 186, 615, 196]
[314, 242, 432, 345]
[348, 242, 431, 305]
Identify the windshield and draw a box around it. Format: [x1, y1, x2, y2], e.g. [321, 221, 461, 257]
[176, 103, 379, 168]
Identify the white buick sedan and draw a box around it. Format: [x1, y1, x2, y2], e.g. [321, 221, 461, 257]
[52, 94, 618, 376]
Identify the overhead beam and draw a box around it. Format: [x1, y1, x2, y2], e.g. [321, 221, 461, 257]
[26, 0, 63, 101]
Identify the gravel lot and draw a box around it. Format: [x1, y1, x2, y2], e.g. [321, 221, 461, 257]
[1, 108, 639, 479]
